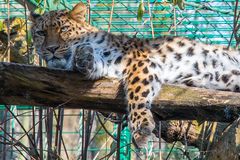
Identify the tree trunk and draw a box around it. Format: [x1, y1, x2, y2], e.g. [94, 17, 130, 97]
[0, 62, 240, 158]
[0, 62, 240, 122]
[159, 120, 226, 148]
[206, 118, 240, 160]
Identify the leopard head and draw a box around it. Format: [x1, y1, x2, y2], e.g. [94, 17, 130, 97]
[30, 2, 96, 69]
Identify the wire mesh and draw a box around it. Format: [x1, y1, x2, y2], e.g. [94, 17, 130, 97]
[0, 0, 239, 44]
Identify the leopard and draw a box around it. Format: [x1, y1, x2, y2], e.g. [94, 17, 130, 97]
[30, 2, 240, 148]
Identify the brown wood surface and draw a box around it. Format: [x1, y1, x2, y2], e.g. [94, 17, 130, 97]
[0, 62, 240, 122]
[0, 62, 239, 158]
[206, 119, 240, 160]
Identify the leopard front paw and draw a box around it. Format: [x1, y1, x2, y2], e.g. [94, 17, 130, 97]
[130, 110, 155, 148]
[74, 45, 94, 77]
[133, 121, 155, 148]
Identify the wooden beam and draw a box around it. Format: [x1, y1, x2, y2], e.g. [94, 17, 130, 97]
[0, 62, 240, 122]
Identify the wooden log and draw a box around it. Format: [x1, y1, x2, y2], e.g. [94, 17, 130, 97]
[159, 120, 229, 149]
[0, 62, 240, 122]
[1, 62, 240, 156]
[206, 118, 240, 160]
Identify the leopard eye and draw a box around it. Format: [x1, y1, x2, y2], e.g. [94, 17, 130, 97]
[36, 30, 45, 36]
[61, 26, 68, 32]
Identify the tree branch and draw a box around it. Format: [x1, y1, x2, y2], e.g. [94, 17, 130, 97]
[1, 62, 240, 157]
[0, 62, 240, 122]
[14, 0, 38, 11]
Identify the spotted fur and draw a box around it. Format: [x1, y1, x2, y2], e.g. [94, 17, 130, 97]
[31, 2, 240, 148]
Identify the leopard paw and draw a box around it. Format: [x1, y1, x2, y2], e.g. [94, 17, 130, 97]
[133, 122, 155, 148]
[74, 45, 94, 77]
[130, 110, 155, 148]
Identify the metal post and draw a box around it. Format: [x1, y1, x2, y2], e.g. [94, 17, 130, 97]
[113, 119, 131, 160]
[120, 126, 131, 160]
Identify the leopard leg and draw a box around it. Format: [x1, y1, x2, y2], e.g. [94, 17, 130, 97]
[73, 45, 95, 78]
[125, 60, 162, 148]
[128, 102, 156, 148]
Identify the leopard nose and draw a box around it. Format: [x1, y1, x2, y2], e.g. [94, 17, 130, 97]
[46, 46, 59, 53]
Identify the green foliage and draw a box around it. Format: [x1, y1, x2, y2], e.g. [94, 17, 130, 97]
[0, 17, 29, 63]
[35, 7, 45, 14]
[27, 31, 32, 46]
[0, 21, 3, 31]
[34, 0, 41, 4]
[171, 0, 185, 10]
[137, 0, 185, 22]
[53, 0, 60, 5]
[137, 2, 145, 21]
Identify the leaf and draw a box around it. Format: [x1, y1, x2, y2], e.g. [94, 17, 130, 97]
[0, 21, 3, 31]
[170, 0, 185, 10]
[35, 7, 45, 14]
[53, 0, 60, 5]
[137, 2, 145, 21]
[173, 0, 177, 6]
[27, 31, 32, 45]
[35, 0, 41, 4]
[177, 0, 185, 10]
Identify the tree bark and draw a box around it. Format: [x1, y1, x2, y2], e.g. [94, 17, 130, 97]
[206, 118, 240, 160]
[0, 62, 240, 158]
[159, 120, 227, 149]
[0, 62, 240, 122]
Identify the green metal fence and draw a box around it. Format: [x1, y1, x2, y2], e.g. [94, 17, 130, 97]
[0, 0, 239, 45]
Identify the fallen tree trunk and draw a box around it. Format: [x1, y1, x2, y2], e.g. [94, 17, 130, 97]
[206, 118, 240, 160]
[159, 120, 227, 149]
[0, 62, 240, 158]
[0, 62, 240, 122]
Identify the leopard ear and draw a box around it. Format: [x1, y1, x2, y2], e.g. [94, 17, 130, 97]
[29, 11, 41, 22]
[70, 2, 87, 23]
